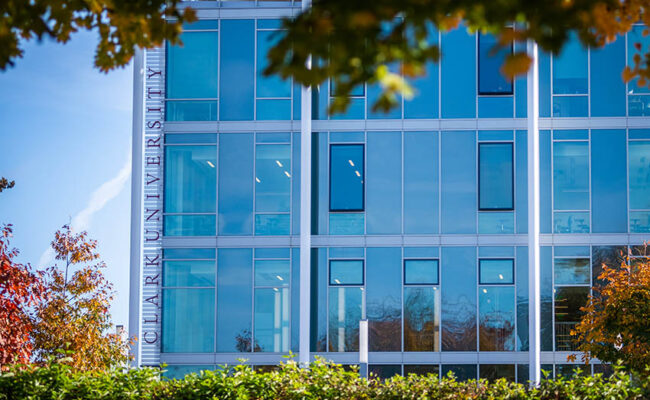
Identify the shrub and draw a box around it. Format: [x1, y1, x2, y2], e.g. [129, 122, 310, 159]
[1, 358, 649, 400]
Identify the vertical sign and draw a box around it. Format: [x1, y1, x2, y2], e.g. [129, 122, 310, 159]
[140, 46, 165, 366]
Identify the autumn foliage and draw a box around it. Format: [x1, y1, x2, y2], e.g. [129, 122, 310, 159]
[0, 224, 129, 371]
[0, 225, 46, 367]
[31, 225, 130, 371]
[570, 247, 650, 373]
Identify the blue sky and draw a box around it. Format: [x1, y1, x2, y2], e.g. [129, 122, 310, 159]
[0, 31, 132, 328]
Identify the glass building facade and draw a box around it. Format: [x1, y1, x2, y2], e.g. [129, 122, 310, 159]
[131, 0, 650, 381]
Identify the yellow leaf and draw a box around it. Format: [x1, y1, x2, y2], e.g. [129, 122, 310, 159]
[501, 52, 531, 80]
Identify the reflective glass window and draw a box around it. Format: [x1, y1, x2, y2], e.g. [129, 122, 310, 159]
[441, 247, 477, 351]
[554, 258, 590, 285]
[479, 143, 514, 210]
[478, 33, 513, 95]
[256, 30, 291, 98]
[404, 287, 440, 351]
[404, 364, 439, 376]
[255, 144, 291, 235]
[167, 32, 218, 99]
[328, 287, 363, 352]
[164, 248, 215, 259]
[479, 286, 515, 351]
[404, 131, 438, 234]
[554, 286, 589, 351]
[629, 141, 650, 210]
[220, 20, 254, 120]
[254, 287, 290, 352]
[162, 288, 215, 352]
[366, 132, 401, 234]
[366, 248, 402, 351]
[404, 259, 439, 285]
[165, 146, 217, 213]
[479, 259, 514, 284]
[442, 365, 477, 381]
[329, 260, 364, 285]
[553, 33, 588, 94]
[164, 215, 216, 237]
[255, 260, 290, 287]
[164, 260, 215, 287]
[369, 365, 402, 380]
[628, 26, 650, 94]
[479, 365, 516, 382]
[218, 134, 254, 235]
[216, 248, 252, 352]
[553, 141, 589, 210]
[330, 144, 364, 211]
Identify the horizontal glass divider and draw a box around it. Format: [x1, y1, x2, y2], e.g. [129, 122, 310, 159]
[551, 93, 589, 97]
[159, 351, 597, 365]
[165, 98, 219, 101]
[162, 286, 216, 289]
[163, 213, 217, 216]
[255, 97, 292, 100]
[163, 143, 218, 146]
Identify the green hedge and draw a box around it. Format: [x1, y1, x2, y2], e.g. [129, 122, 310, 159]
[1, 358, 648, 400]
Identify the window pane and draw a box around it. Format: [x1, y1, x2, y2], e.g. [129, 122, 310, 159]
[218, 134, 254, 235]
[480, 365, 515, 382]
[441, 247, 477, 351]
[167, 32, 218, 99]
[256, 30, 291, 98]
[404, 132, 438, 234]
[553, 141, 589, 210]
[255, 260, 290, 286]
[255, 144, 291, 212]
[366, 247, 402, 351]
[478, 33, 513, 95]
[628, 26, 650, 94]
[554, 286, 589, 351]
[328, 287, 363, 352]
[165, 146, 217, 213]
[254, 288, 289, 352]
[329, 260, 363, 285]
[554, 258, 590, 285]
[404, 260, 439, 285]
[404, 287, 440, 351]
[164, 248, 215, 259]
[220, 20, 254, 120]
[216, 249, 252, 352]
[366, 131, 402, 234]
[254, 214, 290, 236]
[553, 33, 588, 94]
[404, 364, 439, 376]
[164, 260, 215, 287]
[164, 215, 216, 237]
[330, 145, 364, 211]
[479, 286, 515, 351]
[479, 143, 513, 210]
[162, 288, 215, 352]
[369, 365, 402, 380]
[479, 259, 514, 284]
[629, 141, 650, 209]
[441, 365, 477, 381]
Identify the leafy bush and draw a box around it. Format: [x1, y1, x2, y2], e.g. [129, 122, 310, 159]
[1, 358, 649, 400]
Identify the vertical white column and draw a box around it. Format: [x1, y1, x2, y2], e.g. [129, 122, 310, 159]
[526, 39, 541, 385]
[128, 49, 144, 366]
[298, 0, 313, 368]
[359, 319, 368, 378]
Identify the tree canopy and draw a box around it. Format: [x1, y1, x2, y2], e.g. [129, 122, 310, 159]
[31, 225, 130, 371]
[264, 0, 650, 113]
[570, 248, 650, 374]
[0, 0, 194, 72]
